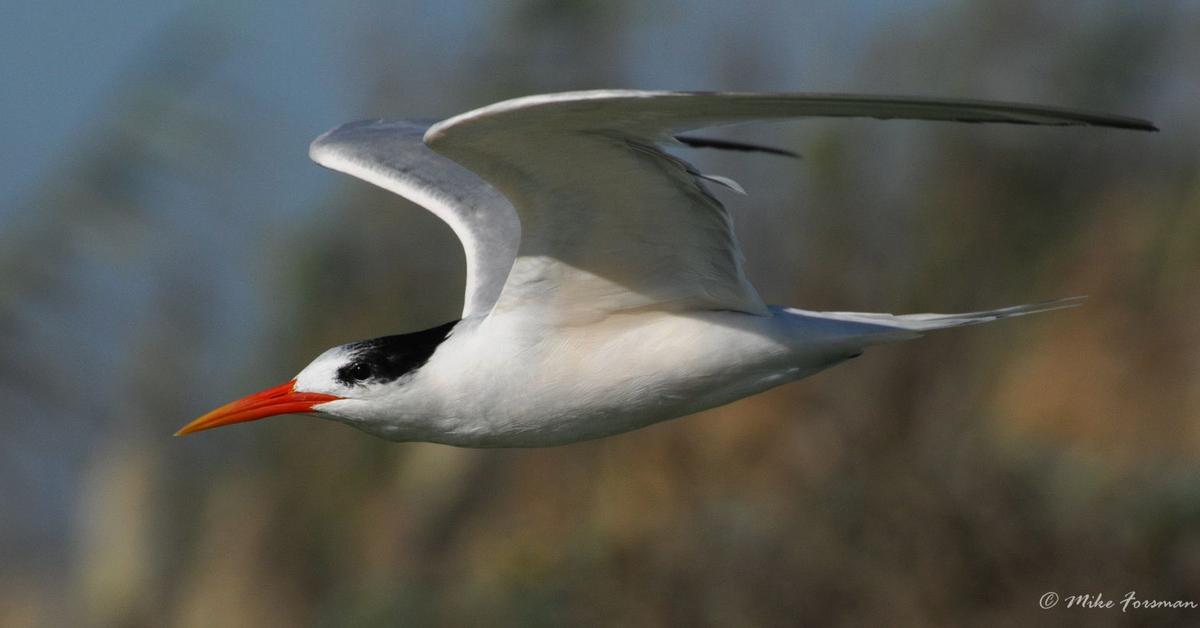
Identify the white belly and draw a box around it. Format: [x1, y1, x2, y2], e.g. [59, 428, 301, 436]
[410, 309, 850, 447]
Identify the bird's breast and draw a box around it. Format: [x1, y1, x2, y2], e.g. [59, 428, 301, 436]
[416, 310, 837, 446]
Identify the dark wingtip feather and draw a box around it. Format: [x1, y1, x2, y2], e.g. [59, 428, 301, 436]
[674, 135, 800, 158]
[1076, 116, 1158, 132]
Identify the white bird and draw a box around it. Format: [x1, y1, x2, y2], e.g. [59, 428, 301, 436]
[176, 90, 1154, 446]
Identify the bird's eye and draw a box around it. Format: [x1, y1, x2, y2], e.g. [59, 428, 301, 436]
[344, 362, 372, 382]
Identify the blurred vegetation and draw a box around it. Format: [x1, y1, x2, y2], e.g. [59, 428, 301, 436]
[1, 1, 1197, 626]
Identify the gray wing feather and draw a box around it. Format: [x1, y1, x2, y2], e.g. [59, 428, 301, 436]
[428, 91, 1156, 142]
[423, 90, 1152, 321]
[309, 119, 519, 318]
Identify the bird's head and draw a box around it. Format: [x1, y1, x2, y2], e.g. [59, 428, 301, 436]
[175, 321, 459, 437]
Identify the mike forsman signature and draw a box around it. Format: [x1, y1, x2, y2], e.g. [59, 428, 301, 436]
[1040, 591, 1198, 612]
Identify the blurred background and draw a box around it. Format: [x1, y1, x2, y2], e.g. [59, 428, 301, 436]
[1, 1, 1197, 626]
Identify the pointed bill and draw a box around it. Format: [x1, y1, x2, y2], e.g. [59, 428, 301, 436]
[176, 380, 340, 436]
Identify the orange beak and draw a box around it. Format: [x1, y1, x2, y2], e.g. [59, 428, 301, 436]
[175, 380, 341, 436]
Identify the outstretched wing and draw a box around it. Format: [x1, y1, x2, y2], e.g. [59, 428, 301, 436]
[425, 90, 1153, 323]
[309, 119, 521, 318]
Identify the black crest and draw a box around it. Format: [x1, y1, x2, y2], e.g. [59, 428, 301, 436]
[336, 319, 459, 386]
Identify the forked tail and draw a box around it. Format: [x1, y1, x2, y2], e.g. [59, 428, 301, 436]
[782, 296, 1086, 347]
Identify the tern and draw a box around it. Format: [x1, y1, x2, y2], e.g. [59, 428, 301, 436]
[177, 91, 1154, 446]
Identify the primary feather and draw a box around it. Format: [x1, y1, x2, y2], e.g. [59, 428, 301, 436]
[424, 90, 1152, 323]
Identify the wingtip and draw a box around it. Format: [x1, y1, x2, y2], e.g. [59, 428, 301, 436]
[310, 118, 434, 161]
[308, 130, 335, 161]
[1096, 112, 1157, 132]
[1116, 119, 1158, 132]
[308, 119, 364, 148]
[1024, 295, 1088, 314]
[308, 122, 359, 162]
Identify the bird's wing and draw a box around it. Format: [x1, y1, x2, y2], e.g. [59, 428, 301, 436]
[309, 119, 521, 318]
[425, 90, 1153, 323]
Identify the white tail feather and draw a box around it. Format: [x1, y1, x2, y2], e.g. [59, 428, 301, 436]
[783, 296, 1086, 347]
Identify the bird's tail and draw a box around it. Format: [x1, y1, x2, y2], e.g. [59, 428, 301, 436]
[782, 296, 1086, 347]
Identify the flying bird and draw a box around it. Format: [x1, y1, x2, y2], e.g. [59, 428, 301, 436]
[176, 91, 1154, 446]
